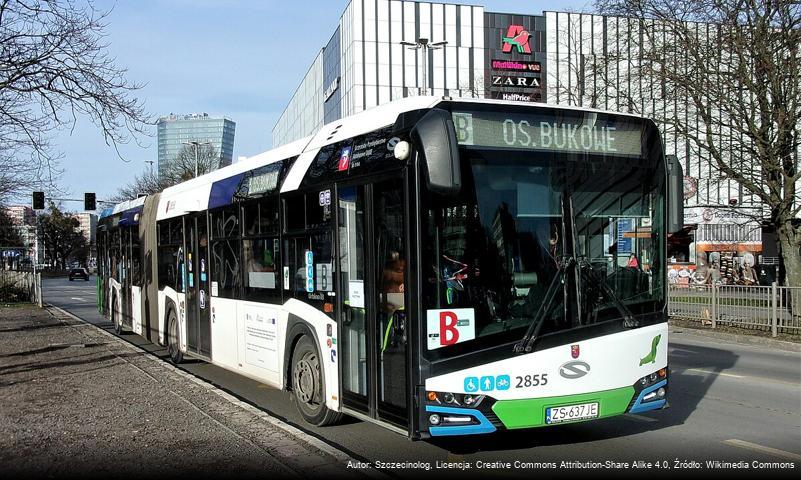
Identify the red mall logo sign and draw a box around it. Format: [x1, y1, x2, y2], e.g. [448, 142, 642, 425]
[502, 25, 532, 54]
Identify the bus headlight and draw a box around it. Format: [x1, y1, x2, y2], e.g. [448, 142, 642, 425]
[426, 391, 485, 408]
[636, 369, 668, 403]
[463, 394, 484, 406]
[393, 140, 411, 160]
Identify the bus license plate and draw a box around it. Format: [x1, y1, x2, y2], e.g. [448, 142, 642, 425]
[545, 402, 599, 424]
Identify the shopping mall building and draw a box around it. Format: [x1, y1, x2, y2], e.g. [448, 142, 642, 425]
[271, 0, 788, 282]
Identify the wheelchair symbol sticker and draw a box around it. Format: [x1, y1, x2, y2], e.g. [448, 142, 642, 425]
[464, 377, 479, 393]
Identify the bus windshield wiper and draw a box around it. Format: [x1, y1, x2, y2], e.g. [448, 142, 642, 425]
[562, 189, 637, 329]
[513, 256, 572, 354]
[576, 257, 639, 328]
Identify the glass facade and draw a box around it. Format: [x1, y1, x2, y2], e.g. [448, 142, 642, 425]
[272, 0, 488, 147]
[269, 2, 793, 262]
[157, 114, 236, 180]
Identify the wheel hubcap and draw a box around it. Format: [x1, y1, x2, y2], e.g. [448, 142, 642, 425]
[294, 354, 318, 405]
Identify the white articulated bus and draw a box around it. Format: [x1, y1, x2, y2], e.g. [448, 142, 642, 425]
[97, 96, 683, 438]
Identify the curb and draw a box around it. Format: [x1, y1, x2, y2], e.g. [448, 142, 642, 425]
[45, 304, 387, 479]
[669, 323, 801, 353]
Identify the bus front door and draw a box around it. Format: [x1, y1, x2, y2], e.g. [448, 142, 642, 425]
[184, 214, 212, 358]
[337, 180, 409, 431]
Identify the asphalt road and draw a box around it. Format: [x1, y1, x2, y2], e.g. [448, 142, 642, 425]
[45, 278, 801, 477]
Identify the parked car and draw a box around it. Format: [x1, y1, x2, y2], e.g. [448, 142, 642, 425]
[68, 267, 90, 281]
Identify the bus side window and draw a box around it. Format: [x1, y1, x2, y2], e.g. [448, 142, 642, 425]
[282, 233, 334, 316]
[210, 208, 241, 299]
[157, 220, 181, 293]
[284, 195, 305, 232]
[243, 198, 281, 303]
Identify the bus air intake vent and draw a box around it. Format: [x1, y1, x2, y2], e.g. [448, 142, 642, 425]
[326, 125, 343, 141]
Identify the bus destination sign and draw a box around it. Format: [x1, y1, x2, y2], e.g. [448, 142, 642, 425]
[452, 111, 643, 156]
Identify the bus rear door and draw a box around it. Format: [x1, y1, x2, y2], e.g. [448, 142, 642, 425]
[184, 213, 212, 358]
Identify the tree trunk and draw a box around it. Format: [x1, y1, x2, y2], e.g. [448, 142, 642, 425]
[777, 223, 801, 322]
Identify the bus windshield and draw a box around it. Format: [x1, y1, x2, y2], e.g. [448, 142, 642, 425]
[421, 108, 665, 360]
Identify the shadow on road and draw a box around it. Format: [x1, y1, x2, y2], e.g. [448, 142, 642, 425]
[429, 340, 738, 454]
[44, 281, 743, 457]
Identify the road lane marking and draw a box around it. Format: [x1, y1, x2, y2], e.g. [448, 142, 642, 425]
[686, 368, 744, 378]
[70, 297, 87, 302]
[684, 368, 800, 387]
[723, 439, 801, 462]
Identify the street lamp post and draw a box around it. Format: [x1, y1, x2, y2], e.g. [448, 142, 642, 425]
[400, 38, 447, 96]
[182, 141, 212, 178]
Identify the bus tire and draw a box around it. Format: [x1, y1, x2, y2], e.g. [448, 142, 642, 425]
[167, 309, 183, 364]
[112, 296, 122, 335]
[291, 335, 341, 426]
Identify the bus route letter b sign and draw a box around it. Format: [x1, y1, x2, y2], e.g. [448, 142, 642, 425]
[426, 308, 475, 350]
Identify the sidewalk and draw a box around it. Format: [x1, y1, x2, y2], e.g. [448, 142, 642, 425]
[0, 304, 367, 478]
[669, 318, 801, 353]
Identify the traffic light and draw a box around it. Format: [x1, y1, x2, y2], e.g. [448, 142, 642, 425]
[33, 191, 45, 210]
[84, 192, 96, 211]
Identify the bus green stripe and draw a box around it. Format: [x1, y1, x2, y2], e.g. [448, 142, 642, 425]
[491, 386, 635, 429]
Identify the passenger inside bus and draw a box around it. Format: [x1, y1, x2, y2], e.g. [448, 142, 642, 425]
[381, 250, 405, 295]
[380, 249, 406, 353]
[244, 240, 276, 273]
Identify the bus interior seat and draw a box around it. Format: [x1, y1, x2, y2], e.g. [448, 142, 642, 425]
[513, 271, 538, 297]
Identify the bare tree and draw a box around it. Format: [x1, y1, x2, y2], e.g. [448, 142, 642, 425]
[0, 149, 43, 200]
[591, 0, 801, 291]
[165, 143, 219, 183]
[0, 0, 149, 203]
[111, 144, 221, 203]
[39, 203, 87, 269]
[458, 72, 485, 99]
[0, 207, 23, 247]
[550, 12, 603, 108]
[109, 167, 166, 203]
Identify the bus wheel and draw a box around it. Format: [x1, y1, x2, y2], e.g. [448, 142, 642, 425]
[167, 309, 183, 364]
[112, 297, 122, 335]
[291, 335, 341, 426]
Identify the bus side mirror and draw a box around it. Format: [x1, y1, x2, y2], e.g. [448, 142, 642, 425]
[410, 108, 461, 195]
[666, 155, 684, 234]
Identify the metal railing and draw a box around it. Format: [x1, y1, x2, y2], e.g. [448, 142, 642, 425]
[0, 270, 42, 306]
[668, 283, 801, 336]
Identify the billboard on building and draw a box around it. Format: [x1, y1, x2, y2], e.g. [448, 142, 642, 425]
[484, 13, 547, 102]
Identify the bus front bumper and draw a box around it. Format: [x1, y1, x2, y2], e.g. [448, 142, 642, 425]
[424, 370, 668, 437]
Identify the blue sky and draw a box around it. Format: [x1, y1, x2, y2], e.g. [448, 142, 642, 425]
[54, 0, 591, 205]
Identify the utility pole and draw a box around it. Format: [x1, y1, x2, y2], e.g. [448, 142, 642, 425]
[400, 38, 447, 96]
